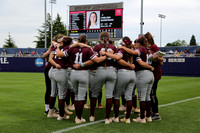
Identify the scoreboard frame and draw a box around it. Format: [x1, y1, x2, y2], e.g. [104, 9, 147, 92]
[69, 2, 123, 41]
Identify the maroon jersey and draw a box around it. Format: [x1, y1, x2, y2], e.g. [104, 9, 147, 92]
[88, 62, 98, 70]
[135, 47, 150, 71]
[93, 43, 118, 67]
[65, 47, 96, 70]
[150, 44, 162, 80]
[51, 46, 68, 69]
[117, 49, 133, 70]
[45, 62, 52, 68]
[63, 45, 72, 68]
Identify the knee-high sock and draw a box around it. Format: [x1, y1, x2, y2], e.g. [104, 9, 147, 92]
[132, 95, 137, 108]
[146, 101, 151, 117]
[98, 91, 102, 104]
[49, 96, 56, 109]
[126, 100, 132, 119]
[121, 94, 126, 106]
[58, 99, 65, 117]
[114, 99, 120, 118]
[65, 89, 71, 106]
[89, 90, 92, 101]
[140, 101, 146, 119]
[106, 98, 113, 119]
[78, 100, 85, 119]
[74, 100, 78, 117]
[90, 97, 97, 116]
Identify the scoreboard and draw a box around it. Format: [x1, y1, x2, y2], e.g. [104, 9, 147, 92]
[69, 2, 123, 40]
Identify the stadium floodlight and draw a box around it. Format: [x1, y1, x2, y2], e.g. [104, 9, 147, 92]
[49, 0, 56, 43]
[158, 14, 166, 47]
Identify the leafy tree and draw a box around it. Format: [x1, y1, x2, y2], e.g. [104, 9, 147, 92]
[34, 13, 67, 48]
[53, 14, 67, 36]
[189, 35, 197, 46]
[3, 33, 17, 48]
[165, 39, 188, 47]
[34, 13, 51, 48]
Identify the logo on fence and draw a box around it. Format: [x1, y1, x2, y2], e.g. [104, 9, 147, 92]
[35, 58, 44, 67]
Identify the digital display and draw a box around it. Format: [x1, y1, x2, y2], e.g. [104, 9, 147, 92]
[69, 8, 123, 40]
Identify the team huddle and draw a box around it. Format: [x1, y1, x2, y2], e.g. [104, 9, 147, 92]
[43, 31, 163, 124]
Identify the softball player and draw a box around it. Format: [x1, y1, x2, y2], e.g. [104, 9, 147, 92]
[119, 36, 154, 123]
[104, 36, 136, 123]
[144, 32, 164, 120]
[57, 34, 106, 124]
[48, 36, 72, 120]
[43, 43, 54, 114]
[89, 31, 118, 124]
[43, 35, 64, 115]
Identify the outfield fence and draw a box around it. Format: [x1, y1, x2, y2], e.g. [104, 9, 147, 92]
[0, 56, 200, 76]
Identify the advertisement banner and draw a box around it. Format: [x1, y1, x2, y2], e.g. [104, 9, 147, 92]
[0, 57, 45, 72]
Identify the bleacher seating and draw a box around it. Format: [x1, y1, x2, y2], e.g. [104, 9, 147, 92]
[0, 48, 48, 57]
[1, 46, 200, 57]
[160, 46, 200, 54]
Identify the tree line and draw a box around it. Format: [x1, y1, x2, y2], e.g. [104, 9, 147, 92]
[2, 14, 198, 48]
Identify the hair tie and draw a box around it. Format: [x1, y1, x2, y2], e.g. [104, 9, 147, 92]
[102, 37, 108, 40]
[57, 37, 63, 43]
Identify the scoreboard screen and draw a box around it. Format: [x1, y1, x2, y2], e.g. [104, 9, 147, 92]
[69, 3, 123, 40]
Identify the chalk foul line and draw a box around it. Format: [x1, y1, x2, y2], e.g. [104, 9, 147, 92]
[52, 96, 200, 133]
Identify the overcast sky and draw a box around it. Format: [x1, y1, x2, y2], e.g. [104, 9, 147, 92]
[0, 0, 200, 48]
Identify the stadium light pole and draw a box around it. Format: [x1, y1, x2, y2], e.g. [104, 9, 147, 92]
[44, 0, 47, 48]
[158, 14, 166, 47]
[66, 5, 69, 36]
[140, 0, 144, 37]
[50, 0, 56, 42]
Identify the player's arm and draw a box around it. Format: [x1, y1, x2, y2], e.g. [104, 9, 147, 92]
[48, 53, 61, 69]
[92, 56, 107, 63]
[51, 41, 58, 47]
[73, 55, 107, 69]
[105, 52, 122, 60]
[43, 44, 53, 58]
[73, 60, 95, 69]
[117, 59, 135, 70]
[137, 59, 154, 71]
[56, 44, 66, 57]
[153, 53, 164, 62]
[71, 43, 92, 49]
[99, 49, 121, 60]
[118, 46, 138, 55]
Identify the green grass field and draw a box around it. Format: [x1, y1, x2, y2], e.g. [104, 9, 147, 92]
[0, 72, 200, 133]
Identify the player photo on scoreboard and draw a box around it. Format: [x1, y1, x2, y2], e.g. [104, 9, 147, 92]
[87, 11, 100, 29]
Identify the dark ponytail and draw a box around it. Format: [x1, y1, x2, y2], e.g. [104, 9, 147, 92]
[100, 31, 110, 51]
[78, 34, 87, 43]
[100, 31, 110, 68]
[122, 36, 133, 64]
[136, 36, 147, 47]
[62, 36, 73, 46]
[144, 32, 154, 46]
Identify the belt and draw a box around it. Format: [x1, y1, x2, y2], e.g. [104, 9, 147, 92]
[117, 69, 132, 72]
[98, 66, 115, 69]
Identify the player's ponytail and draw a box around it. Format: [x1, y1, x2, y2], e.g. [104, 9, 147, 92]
[122, 36, 133, 64]
[102, 36, 108, 52]
[100, 31, 110, 68]
[100, 31, 110, 52]
[144, 32, 154, 46]
[136, 36, 147, 47]
[78, 34, 87, 43]
[62, 36, 73, 46]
